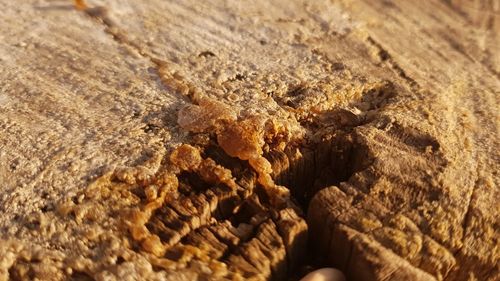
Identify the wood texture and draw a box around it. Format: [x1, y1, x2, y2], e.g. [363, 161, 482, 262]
[0, 0, 498, 280]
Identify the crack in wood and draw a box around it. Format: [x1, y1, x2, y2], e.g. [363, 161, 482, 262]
[73, 1, 195, 104]
[365, 36, 421, 93]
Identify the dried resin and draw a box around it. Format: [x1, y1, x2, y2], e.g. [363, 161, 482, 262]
[177, 98, 237, 133]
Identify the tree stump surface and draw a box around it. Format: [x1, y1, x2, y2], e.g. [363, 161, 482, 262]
[0, 0, 498, 280]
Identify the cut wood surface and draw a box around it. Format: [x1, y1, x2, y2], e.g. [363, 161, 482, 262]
[0, 0, 498, 280]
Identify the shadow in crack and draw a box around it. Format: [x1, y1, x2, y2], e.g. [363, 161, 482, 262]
[267, 112, 374, 209]
[263, 81, 398, 277]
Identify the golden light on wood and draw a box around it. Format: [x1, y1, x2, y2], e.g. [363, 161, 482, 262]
[74, 0, 87, 10]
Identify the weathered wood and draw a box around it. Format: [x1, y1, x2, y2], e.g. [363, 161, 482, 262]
[0, 0, 498, 280]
